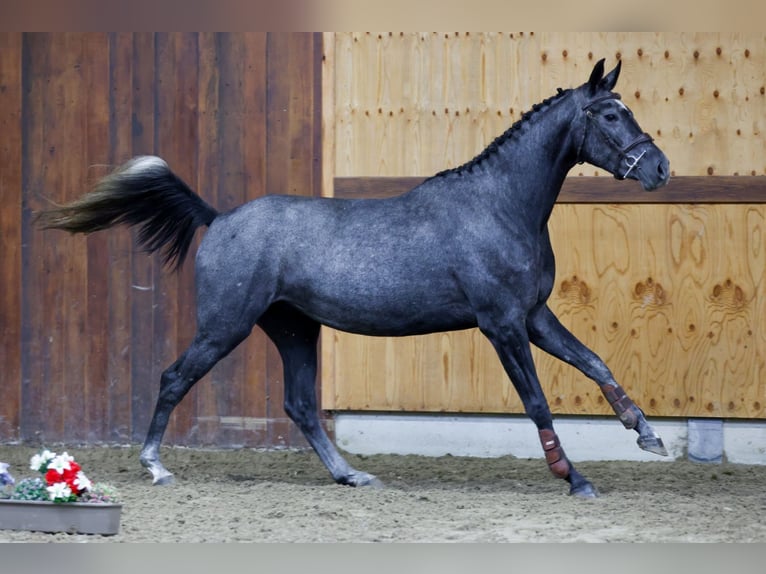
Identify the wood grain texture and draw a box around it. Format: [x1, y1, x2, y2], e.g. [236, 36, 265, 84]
[154, 32, 199, 444]
[105, 32, 136, 443]
[4, 33, 323, 446]
[331, 32, 766, 179]
[0, 33, 22, 440]
[322, 202, 766, 419]
[128, 32, 159, 443]
[321, 32, 766, 420]
[333, 175, 766, 203]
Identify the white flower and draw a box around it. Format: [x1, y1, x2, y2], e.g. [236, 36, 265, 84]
[30, 450, 56, 472]
[47, 453, 74, 475]
[47, 482, 72, 501]
[58, 452, 75, 464]
[74, 471, 92, 492]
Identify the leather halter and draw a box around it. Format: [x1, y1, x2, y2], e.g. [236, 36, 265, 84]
[576, 92, 654, 179]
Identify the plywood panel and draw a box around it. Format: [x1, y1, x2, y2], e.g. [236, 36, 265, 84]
[323, 203, 766, 419]
[322, 32, 766, 419]
[332, 32, 766, 178]
[544, 203, 765, 419]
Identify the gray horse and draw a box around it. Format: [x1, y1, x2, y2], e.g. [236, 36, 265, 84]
[37, 59, 670, 497]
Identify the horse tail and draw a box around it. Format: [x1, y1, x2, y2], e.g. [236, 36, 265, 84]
[35, 156, 219, 271]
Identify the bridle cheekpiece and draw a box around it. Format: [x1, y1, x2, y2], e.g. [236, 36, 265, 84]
[576, 92, 654, 179]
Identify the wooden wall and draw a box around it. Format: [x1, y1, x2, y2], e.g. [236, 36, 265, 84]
[0, 33, 323, 446]
[321, 32, 766, 420]
[2, 32, 765, 448]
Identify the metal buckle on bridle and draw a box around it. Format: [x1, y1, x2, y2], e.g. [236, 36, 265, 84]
[617, 132, 654, 179]
[622, 150, 645, 178]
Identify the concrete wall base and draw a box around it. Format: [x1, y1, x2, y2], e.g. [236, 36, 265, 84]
[333, 413, 766, 465]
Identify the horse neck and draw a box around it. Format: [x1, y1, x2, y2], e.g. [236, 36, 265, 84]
[486, 95, 581, 226]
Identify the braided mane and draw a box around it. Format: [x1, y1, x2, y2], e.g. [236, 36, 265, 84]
[427, 88, 572, 181]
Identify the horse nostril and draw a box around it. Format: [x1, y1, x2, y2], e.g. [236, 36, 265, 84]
[657, 161, 667, 179]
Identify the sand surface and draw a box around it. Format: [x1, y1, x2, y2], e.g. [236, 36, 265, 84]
[1, 444, 765, 542]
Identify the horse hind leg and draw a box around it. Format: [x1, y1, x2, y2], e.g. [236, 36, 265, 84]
[259, 304, 382, 487]
[139, 329, 251, 485]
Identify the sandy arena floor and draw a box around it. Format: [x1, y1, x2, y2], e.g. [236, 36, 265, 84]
[1, 444, 765, 542]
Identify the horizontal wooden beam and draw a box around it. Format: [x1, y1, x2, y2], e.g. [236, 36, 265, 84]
[333, 176, 766, 203]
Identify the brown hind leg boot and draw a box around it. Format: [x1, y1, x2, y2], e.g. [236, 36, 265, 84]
[602, 383, 639, 429]
[538, 429, 570, 479]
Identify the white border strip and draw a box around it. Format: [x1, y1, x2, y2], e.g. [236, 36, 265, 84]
[334, 413, 766, 464]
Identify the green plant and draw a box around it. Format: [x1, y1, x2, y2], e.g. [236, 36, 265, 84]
[9, 477, 49, 501]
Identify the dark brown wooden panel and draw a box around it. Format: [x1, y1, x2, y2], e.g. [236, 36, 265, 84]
[334, 175, 766, 203]
[0, 33, 22, 440]
[105, 32, 136, 443]
[21, 32, 64, 441]
[265, 33, 324, 448]
[128, 32, 159, 443]
[196, 32, 271, 447]
[82, 34, 111, 443]
[4, 33, 324, 448]
[154, 32, 200, 445]
[236, 34, 272, 447]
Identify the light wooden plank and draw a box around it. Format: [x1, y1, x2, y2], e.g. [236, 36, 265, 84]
[332, 32, 766, 178]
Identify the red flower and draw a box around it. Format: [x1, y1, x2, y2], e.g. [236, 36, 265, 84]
[45, 461, 84, 492]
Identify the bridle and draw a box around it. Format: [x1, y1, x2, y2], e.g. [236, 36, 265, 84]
[576, 93, 654, 179]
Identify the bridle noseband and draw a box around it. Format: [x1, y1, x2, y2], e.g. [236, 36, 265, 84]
[576, 93, 654, 179]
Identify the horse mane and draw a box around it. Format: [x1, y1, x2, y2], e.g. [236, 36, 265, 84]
[426, 87, 573, 181]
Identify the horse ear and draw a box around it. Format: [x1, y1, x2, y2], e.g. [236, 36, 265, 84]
[601, 59, 622, 91]
[588, 58, 606, 92]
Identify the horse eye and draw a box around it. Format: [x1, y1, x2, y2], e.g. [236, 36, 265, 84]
[604, 113, 618, 122]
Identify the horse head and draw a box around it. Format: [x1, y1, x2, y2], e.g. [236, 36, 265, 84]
[575, 59, 670, 191]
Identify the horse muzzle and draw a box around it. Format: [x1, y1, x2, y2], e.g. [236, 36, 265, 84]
[635, 152, 670, 191]
[615, 140, 670, 191]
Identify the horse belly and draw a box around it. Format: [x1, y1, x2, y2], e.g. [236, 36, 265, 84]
[310, 303, 477, 337]
[284, 275, 477, 337]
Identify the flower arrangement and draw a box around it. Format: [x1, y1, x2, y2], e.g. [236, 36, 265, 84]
[1, 450, 122, 535]
[0, 449, 120, 504]
[32, 450, 92, 502]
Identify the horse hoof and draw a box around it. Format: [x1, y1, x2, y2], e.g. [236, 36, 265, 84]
[152, 474, 175, 486]
[340, 472, 384, 488]
[570, 482, 599, 498]
[352, 473, 384, 488]
[637, 434, 668, 456]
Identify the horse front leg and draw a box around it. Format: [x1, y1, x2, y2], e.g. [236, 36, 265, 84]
[481, 316, 598, 498]
[527, 304, 667, 456]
